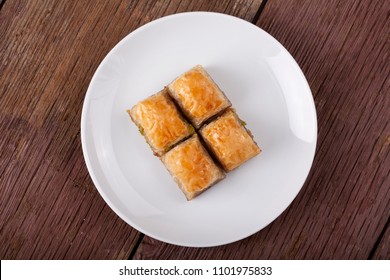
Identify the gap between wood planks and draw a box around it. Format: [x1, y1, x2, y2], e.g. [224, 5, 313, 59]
[125, 0, 270, 259]
[368, 216, 390, 259]
[128, 234, 146, 260]
[251, 0, 268, 24]
[0, 0, 6, 11]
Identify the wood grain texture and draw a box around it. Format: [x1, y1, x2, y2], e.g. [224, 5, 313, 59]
[133, 0, 390, 259]
[0, 0, 264, 259]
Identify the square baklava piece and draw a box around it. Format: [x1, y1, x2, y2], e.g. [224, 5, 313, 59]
[161, 135, 225, 200]
[167, 65, 231, 128]
[200, 109, 261, 172]
[128, 89, 194, 156]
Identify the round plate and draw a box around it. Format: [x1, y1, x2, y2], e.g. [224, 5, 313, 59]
[81, 12, 317, 247]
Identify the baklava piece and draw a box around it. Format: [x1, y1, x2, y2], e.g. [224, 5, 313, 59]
[200, 109, 261, 172]
[128, 89, 194, 156]
[161, 135, 225, 200]
[167, 65, 231, 128]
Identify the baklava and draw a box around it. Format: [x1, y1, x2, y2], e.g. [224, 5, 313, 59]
[200, 109, 261, 172]
[128, 89, 194, 156]
[161, 135, 225, 200]
[167, 65, 231, 128]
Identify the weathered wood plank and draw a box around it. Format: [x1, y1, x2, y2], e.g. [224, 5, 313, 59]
[133, 0, 390, 259]
[0, 0, 145, 259]
[0, 0, 264, 259]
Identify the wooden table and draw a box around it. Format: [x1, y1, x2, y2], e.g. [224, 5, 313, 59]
[1, 0, 389, 260]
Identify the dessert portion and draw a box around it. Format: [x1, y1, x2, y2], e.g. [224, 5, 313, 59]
[128, 89, 194, 156]
[161, 135, 225, 200]
[199, 109, 261, 172]
[167, 65, 231, 128]
[127, 65, 261, 200]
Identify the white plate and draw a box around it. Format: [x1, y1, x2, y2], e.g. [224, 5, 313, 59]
[81, 12, 317, 247]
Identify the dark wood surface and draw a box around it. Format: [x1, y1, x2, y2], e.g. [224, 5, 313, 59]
[0, 0, 388, 259]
